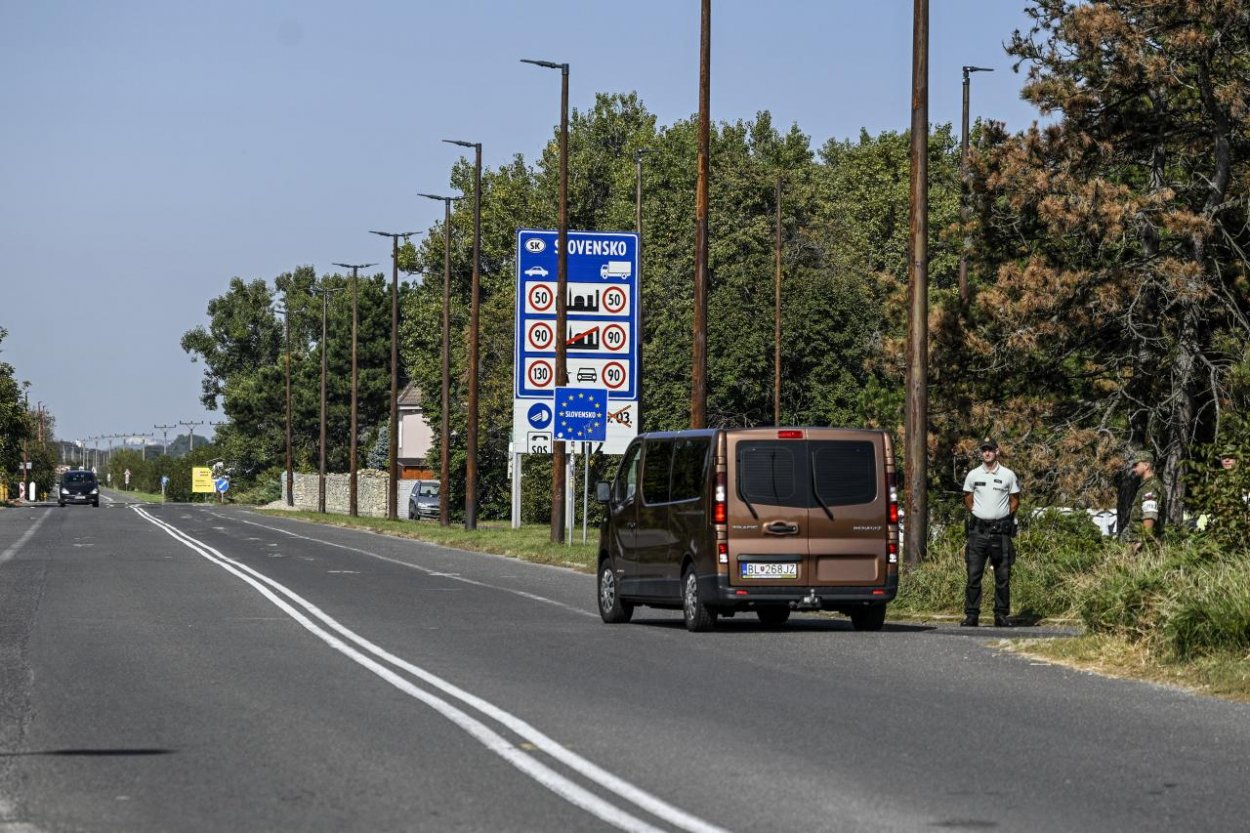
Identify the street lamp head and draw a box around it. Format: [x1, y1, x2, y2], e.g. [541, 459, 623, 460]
[332, 262, 377, 270]
[963, 65, 994, 74]
[442, 139, 480, 151]
[521, 58, 567, 72]
[418, 192, 462, 202]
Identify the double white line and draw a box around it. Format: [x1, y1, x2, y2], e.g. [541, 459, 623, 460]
[133, 506, 731, 833]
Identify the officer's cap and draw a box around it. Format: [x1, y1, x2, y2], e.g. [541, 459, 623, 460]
[978, 437, 998, 451]
[1133, 450, 1154, 465]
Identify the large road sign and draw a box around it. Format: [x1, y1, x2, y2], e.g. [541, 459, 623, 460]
[513, 229, 639, 454]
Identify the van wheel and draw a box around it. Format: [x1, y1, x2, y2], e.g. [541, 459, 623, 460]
[850, 603, 887, 632]
[756, 606, 791, 627]
[597, 562, 633, 624]
[682, 567, 717, 632]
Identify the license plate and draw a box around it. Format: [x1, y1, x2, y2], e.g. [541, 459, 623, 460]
[740, 562, 798, 580]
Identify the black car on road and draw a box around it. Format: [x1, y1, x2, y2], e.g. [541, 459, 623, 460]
[59, 470, 100, 507]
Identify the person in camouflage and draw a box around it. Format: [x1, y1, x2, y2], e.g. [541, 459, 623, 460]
[1124, 450, 1163, 547]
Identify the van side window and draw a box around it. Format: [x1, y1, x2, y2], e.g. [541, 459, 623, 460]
[811, 441, 877, 506]
[738, 442, 804, 507]
[670, 437, 709, 502]
[615, 444, 641, 503]
[642, 439, 674, 505]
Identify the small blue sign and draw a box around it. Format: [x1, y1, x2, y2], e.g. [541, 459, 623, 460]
[554, 387, 607, 442]
[214, 477, 230, 493]
[527, 401, 553, 430]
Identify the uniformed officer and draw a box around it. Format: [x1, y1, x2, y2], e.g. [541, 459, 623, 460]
[1124, 451, 1164, 546]
[961, 437, 1021, 627]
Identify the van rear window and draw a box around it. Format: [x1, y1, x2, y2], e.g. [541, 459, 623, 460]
[812, 441, 877, 506]
[737, 440, 876, 508]
[739, 444, 801, 505]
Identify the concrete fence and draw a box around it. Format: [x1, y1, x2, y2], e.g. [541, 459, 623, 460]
[282, 470, 419, 518]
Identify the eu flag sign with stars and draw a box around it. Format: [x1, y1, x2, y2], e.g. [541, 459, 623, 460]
[554, 387, 607, 442]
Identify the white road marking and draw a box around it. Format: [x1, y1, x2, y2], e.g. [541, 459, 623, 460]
[212, 512, 596, 619]
[0, 512, 50, 565]
[133, 506, 730, 833]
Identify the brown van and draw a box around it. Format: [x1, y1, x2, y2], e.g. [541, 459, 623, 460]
[595, 427, 899, 631]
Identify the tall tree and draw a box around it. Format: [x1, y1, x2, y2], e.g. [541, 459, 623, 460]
[963, 0, 1250, 517]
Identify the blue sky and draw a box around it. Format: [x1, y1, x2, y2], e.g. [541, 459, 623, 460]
[0, 1, 1044, 447]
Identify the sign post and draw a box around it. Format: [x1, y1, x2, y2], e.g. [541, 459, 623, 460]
[512, 229, 640, 527]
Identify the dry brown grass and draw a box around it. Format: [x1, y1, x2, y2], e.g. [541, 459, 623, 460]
[1002, 634, 1250, 703]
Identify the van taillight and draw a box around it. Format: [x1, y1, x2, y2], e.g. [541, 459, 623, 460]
[714, 472, 727, 524]
[777, 430, 804, 439]
[888, 475, 899, 524]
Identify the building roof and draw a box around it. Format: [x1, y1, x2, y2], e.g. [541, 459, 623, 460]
[398, 382, 425, 409]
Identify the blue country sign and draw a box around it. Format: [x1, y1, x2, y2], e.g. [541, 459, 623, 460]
[553, 387, 607, 443]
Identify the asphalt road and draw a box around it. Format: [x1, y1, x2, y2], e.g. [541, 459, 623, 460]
[2, 494, 1248, 833]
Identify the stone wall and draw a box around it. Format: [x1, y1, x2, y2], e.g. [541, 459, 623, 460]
[283, 470, 419, 518]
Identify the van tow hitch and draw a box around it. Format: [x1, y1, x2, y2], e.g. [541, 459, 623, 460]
[791, 589, 821, 610]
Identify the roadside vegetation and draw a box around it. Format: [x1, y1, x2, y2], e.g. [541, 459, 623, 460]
[896, 484, 1250, 702]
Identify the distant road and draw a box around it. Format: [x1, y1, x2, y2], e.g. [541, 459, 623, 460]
[1, 501, 1248, 832]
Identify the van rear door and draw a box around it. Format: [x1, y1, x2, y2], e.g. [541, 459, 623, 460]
[806, 435, 887, 585]
[726, 432, 810, 586]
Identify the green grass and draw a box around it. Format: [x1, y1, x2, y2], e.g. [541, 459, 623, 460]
[253, 509, 600, 572]
[1007, 634, 1250, 704]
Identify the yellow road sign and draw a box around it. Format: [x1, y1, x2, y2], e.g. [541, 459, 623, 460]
[192, 467, 215, 493]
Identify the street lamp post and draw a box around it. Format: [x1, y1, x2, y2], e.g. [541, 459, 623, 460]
[521, 57, 570, 543]
[418, 191, 462, 527]
[774, 175, 783, 426]
[19, 383, 29, 500]
[635, 148, 649, 434]
[332, 262, 376, 517]
[958, 65, 993, 309]
[441, 140, 482, 531]
[273, 296, 294, 507]
[312, 281, 345, 513]
[370, 230, 420, 521]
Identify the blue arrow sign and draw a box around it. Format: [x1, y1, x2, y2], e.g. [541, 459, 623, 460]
[214, 477, 230, 493]
[554, 387, 607, 442]
[527, 401, 553, 430]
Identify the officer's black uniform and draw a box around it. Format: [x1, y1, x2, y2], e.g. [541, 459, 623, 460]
[965, 516, 1014, 625]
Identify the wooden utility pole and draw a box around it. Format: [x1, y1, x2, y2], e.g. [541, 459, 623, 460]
[691, 0, 710, 429]
[905, 0, 930, 565]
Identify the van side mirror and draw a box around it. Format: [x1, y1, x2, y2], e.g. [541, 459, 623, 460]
[596, 481, 611, 504]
